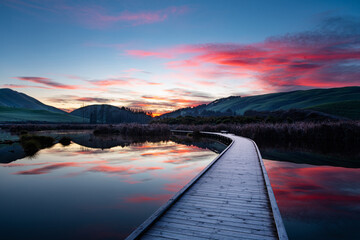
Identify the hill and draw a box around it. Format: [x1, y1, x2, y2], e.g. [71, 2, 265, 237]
[160, 87, 360, 119]
[0, 88, 65, 113]
[0, 106, 84, 123]
[306, 101, 360, 120]
[0, 88, 85, 123]
[70, 104, 152, 124]
[154, 109, 342, 125]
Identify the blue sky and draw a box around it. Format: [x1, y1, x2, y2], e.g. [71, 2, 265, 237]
[1, 0, 360, 114]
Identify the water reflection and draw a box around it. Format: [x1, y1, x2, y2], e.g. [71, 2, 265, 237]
[0, 130, 224, 163]
[0, 131, 226, 240]
[262, 147, 360, 168]
[264, 159, 360, 240]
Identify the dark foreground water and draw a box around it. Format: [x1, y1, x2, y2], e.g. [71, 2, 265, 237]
[1, 130, 359, 239]
[0, 131, 225, 239]
[264, 153, 360, 240]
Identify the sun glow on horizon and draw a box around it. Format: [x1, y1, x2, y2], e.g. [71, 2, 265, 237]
[1, 0, 360, 114]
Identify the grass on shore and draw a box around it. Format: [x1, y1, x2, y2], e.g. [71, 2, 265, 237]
[2, 121, 359, 157]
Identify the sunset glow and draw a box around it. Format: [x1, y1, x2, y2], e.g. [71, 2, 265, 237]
[1, 0, 360, 114]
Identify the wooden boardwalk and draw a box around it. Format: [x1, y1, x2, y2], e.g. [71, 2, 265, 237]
[126, 132, 288, 240]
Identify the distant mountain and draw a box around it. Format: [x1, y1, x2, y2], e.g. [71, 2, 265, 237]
[0, 88, 84, 123]
[0, 106, 85, 123]
[0, 88, 65, 113]
[160, 87, 360, 119]
[0, 89, 152, 124]
[70, 104, 152, 124]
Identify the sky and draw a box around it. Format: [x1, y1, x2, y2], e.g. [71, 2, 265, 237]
[1, 0, 360, 115]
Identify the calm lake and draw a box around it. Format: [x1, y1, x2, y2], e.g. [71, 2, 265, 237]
[264, 158, 360, 240]
[0, 130, 359, 239]
[0, 131, 226, 239]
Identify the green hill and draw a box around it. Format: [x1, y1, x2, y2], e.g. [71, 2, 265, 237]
[306, 101, 360, 120]
[0, 106, 85, 123]
[161, 87, 360, 119]
[0, 88, 65, 113]
[0, 88, 86, 123]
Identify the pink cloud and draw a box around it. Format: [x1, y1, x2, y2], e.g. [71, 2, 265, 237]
[127, 17, 360, 91]
[88, 78, 161, 87]
[14, 76, 79, 89]
[125, 45, 201, 59]
[75, 97, 111, 103]
[1, 84, 50, 89]
[77, 6, 189, 28]
[167, 40, 360, 90]
[3, 1, 189, 29]
[123, 68, 149, 73]
[196, 80, 217, 86]
[125, 50, 172, 58]
[167, 59, 200, 67]
[88, 79, 131, 87]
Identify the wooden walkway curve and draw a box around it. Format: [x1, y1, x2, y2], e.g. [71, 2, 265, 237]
[126, 132, 288, 240]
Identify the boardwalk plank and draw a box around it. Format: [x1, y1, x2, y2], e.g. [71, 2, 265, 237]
[170, 206, 275, 223]
[170, 205, 273, 219]
[165, 211, 274, 227]
[146, 223, 277, 240]
[186, 192, 270, 204]
[161, 215, 274, 232]
[126, 133, 288, 240]
[143, 229, 209, 240]
[180, 195, 271, 208]
[174, 202, 274, 216]
[156, 217, 277, 237]
[175, 200, 272, 212]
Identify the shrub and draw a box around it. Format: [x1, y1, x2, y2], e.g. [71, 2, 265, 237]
[20, 135, 55, 156]
[59, 137, 72, 146]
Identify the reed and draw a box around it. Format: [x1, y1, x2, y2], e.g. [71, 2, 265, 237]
[172, 121, 360, 155]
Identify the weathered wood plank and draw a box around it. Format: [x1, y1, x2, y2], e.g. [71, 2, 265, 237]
[170, 205, 275, 221]
[164, 211, 275, 227]
[170, 207, 274, 223]
[126, 132, 288, 240]
[140, 234, 178, 240]
[160, 215, 275, 232]
[173, 202, 274, 216]
[154, 218, 277, 237]
[143, 229, 209, 240]
[188, 190, 270, 200]
[169, 206, 275, 223]
[186, 192, 271, 204]
[175, 200, 272, 213]
[179, 195, 271, 207]
[145, 223, 277, 240]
